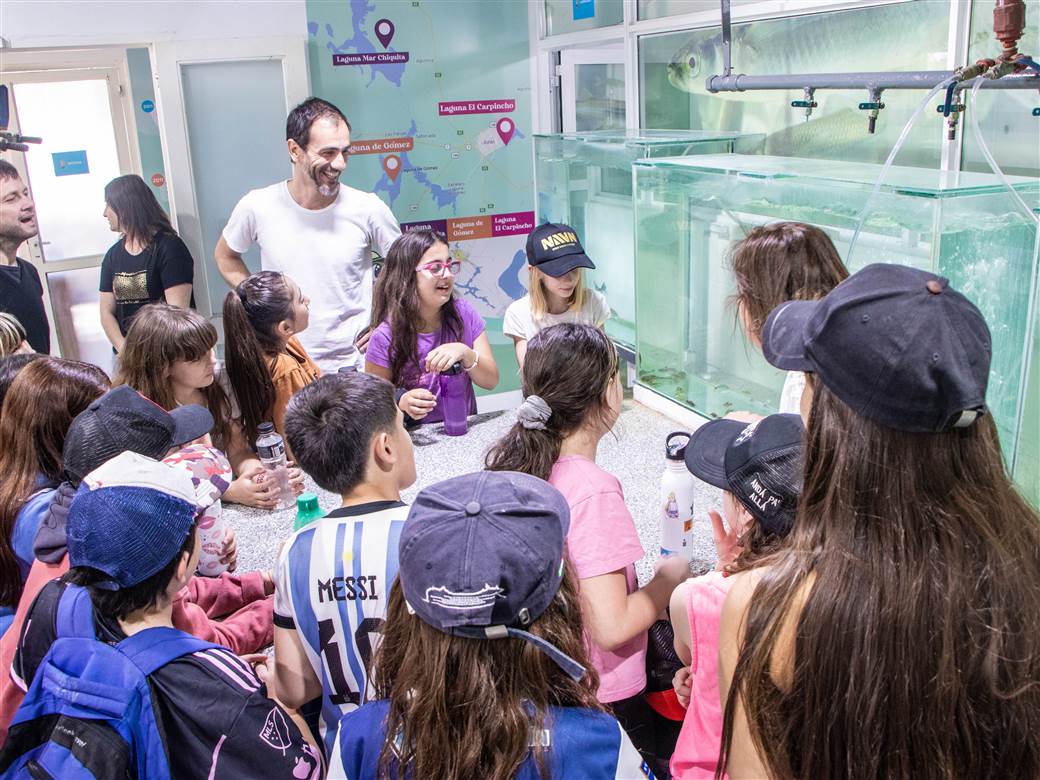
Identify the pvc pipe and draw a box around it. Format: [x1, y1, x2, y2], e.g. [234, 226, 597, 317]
[705, 71, 1040, 93]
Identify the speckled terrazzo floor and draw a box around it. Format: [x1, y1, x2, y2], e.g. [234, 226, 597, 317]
[226, 397, 723, 585]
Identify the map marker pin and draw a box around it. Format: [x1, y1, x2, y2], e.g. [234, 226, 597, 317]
[496, 117, 514, 146]
[382, 154, 401, 182]
[375, 19, 395, 49]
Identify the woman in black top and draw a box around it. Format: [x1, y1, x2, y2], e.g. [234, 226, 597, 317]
[99, 175, 195, 353]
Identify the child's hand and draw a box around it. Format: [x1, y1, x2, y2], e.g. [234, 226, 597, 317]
[424, 342, 472, 374]
[261, 570, 275, 596]
[709, 509, 741, 570]
[354, 326, 372, 354]
[286, 462, 305, 496]
[399, 388, 437, 420]
[220, 528, 238, 573]
[672, 665, 692, 708]
[655, 554, 692, 585]
[224, 468, 279, 509]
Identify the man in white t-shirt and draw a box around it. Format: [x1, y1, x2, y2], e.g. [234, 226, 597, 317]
[215, 98, 401, 371]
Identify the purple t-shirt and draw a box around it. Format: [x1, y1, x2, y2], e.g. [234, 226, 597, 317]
[366, 296, 485, 424]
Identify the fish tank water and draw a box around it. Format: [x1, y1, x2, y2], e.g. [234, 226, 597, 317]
[632, 154, 1039, 497]
[534, 131, 761, 349]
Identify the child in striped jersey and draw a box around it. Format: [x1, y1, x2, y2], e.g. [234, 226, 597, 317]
[274, 371, 417, 757]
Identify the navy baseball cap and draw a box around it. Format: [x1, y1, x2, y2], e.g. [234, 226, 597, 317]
[685, 414, 804, 536]
[63, 385, 213, 485]
[762, 264, 991, 433]
[525, 222, 596, 278]
[67, 451, 199, 589]
[398, 471, 586, 681]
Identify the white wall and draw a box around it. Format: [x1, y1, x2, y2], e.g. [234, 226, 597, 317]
[0, 0, 307, 48]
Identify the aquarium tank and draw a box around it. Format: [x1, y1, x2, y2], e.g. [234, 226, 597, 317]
[633, 154, 1039, 498]
[534, 131, 761, 349]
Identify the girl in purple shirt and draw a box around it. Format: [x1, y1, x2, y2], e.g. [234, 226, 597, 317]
[365, 229, 498, 425]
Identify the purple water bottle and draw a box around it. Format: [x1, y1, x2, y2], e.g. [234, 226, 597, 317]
[439, 362, 469, 436]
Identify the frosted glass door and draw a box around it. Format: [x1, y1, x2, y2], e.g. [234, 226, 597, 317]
[152, 37, 309, 325]
[180, 60, 290, 319]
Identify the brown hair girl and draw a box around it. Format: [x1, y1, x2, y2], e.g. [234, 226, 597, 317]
[730, 222, 848, 344]
[372, 569, 602, 779]
[0, 358, 109, 606]
[485, 322, 618, 479]
[115, 303, 232, 447]
[719, 385, 1040, 779]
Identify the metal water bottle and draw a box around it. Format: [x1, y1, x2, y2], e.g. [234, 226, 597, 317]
[439, 362, 469, 436]
[660, 431, 696, 558]
[255, 422, 295, 511]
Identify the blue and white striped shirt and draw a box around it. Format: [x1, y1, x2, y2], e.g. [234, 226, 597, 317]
[274, 500, 408, 755]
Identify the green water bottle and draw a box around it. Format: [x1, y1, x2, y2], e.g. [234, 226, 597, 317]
[294, 493, 323, 531]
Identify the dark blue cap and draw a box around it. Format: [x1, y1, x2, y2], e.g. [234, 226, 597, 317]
[67, 452, 198, 588]
[398, 471, 586, 681]
[684, 414, 804, 536]
[762, 264, 991, 433]
[525, 222, 596, 277]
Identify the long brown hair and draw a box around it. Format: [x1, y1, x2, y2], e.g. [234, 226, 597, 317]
[222, 270, 295, 443]
[104, 174, 175, 248]
[0, 358, 109, 605]
[729, 222, 848, 342]
[485, 323, 617, 480]
[115, 303, 232, 447]
[372, 567, 602, 780]
[370, 229, 463, 387]
[719, 384, 1040, 778]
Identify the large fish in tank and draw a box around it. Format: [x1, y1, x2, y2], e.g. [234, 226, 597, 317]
[655, 3, 1008, 163]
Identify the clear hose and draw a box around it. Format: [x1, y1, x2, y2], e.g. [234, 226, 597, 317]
[846, 75, 958, 264]
[968, 76, 1040, 225]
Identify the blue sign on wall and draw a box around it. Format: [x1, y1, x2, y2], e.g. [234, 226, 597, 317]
[52, 150, 89, 177]
[141, 99, 155, 113]
[573, 0, 595, 20]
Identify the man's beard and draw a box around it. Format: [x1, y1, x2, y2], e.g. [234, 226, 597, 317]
[309, 160, 340, 197]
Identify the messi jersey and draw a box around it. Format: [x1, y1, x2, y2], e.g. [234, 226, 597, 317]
[328, 700, 654, 779]
[274, 500, 408, 754]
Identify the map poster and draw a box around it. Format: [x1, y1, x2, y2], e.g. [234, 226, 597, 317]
[307, 0, 535, 393]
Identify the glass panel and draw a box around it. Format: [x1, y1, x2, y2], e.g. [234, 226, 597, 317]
[638, 2, 948, 168]
[180, 60, 289, 318]
[46, 266, 114, 373]
[534, 131, 761, 348]
[962, 0, 1038, 178]
[633, 154, 1039, 484]
[13, 79, 122, 262]
[574, 63, 626, 132]
[638, 0, 760, 22]
[545, 0, 623, 36]
[127, 48, 170, 213]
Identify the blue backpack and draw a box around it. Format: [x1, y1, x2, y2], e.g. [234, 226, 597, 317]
[0, 584, 218, 779]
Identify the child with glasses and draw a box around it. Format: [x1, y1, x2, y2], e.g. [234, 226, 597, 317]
[366, 229, 499, 426]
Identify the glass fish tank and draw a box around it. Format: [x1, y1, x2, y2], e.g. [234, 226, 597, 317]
[633, 154, 1039, 495]
[534, 131, 761, 349]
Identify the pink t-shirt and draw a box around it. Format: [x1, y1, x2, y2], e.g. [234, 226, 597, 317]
[670, 570, 733, 780]
[549, 455, 647, 703]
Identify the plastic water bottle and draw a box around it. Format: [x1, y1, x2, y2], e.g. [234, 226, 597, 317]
[196, 500, 229, 576]
[294, 492, 323, 531]
[256, 422, 295, 511]
[660, 431, 696, 558]
[439, 362, 469, 436]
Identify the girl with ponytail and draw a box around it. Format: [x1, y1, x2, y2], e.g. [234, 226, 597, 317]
[222, 271, 320, 441]
[486, 322, 690, 770]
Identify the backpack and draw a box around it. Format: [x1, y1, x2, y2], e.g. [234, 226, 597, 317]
[0, 584, 218, 779]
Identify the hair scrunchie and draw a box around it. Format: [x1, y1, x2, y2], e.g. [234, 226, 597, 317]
[517, 395, 552, 430]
